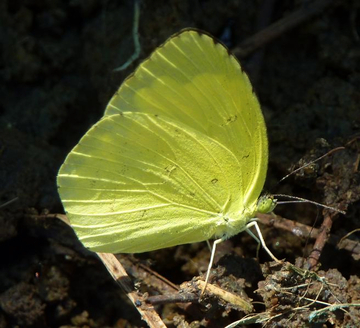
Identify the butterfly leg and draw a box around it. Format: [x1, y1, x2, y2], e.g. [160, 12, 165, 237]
[245, 228, 261, 260]
[200, 238, 223, 297]
[206, 240, 212, 252]
[245, 221, 282, 263]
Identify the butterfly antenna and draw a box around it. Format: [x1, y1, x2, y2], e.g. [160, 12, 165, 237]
[273, 194, 346, 215]
[279, 146, 345, 182]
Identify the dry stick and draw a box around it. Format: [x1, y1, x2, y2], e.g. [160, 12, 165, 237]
[233, 0, 337, 58]
[46, 214, 166, 328]
[147, 293, 198, 305]
[136, 260, 179, 292]
[113, 0, 141, 71]
[0, 197, 18, 208]
[257, 212, 319, 239]
[97, 253, 167, 328]
[257, 212, 360, 259]
[246, 0, 275, 82]
[146, 280, 254, 314]
[306, 211, 338, 270]
[338, 228, 360, 246]
[120, 255, 179, 295]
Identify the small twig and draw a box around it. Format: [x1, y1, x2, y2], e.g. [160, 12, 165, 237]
[113, 0, 141, 71]
[345, 135, 360, 172]
[137, 261, 179, 291]
[97, 253, 166, 328]
[147, 293, 198, 305]
[306, 211, 337, 270]
[120, 255, 179, 294]
[246, 0, 275, 82]
[0, 197, 18, 208]
[120, 256, 205, 318]
[257, 213, 360, 258]
[224, 312, 271, 327]
[338, 228, 360, 247]
[233, 0, 338, 58]
[257, 213, 319, 239]
[309, 303, 360, 322]
[196, 280, 253, 313]
[41, 213, 166, 327]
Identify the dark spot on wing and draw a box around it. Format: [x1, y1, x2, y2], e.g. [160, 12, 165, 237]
[221, 115, 237, 126]
[165, 165, 177, 176]
[227, 115, 237, 123]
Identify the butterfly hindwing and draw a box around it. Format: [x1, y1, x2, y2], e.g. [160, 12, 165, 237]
[57, 112, 251, 252]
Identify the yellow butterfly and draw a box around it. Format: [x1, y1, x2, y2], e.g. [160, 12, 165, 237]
[57, 29, 280, 291]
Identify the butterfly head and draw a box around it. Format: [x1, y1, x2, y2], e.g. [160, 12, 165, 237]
[257, 194, 277, 214]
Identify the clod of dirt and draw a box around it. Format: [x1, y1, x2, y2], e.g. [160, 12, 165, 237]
[0, 282, 45, 326]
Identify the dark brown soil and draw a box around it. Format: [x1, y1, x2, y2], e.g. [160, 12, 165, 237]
[1, 1, 359, 327]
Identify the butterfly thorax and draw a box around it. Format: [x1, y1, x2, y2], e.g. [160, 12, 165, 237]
[213, 206, 256, 240]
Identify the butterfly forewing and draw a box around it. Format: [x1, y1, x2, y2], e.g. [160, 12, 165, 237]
[105, 30, 268, 209]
